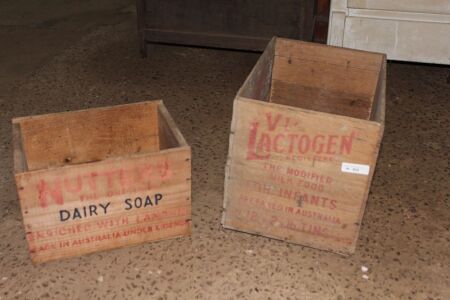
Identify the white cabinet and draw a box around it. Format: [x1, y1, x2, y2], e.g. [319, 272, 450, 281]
[328, 0, 450, 64]
[347, 0, 450, 15]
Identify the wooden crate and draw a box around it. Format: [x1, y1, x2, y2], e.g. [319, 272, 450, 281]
[222, 38, 386, 254]
[13, 100, 191, 264]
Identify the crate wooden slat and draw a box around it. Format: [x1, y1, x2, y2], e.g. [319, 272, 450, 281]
[222, 38, 386, 254]
[18, 102, 160, 171]
[13, 100, 191, 264]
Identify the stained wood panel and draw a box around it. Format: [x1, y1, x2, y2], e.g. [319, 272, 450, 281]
[270, 39, 382, 119]
[17, 102, 160, 171]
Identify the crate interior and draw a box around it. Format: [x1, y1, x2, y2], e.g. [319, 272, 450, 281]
[239, 38, 385, 121]
[13, 101, 181, 172]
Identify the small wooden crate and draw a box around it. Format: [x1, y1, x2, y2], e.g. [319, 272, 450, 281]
[222, 38, 386, 254]
[13, 100, 191, 264]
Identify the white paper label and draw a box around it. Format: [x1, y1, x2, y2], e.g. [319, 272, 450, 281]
[341, 162, 370, 175]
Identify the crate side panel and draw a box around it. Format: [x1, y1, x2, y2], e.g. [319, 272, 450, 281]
[19, 102, 160, 171]
[270, 53, 380, 120]
[371, 57, 387, 124]
[13, 123, 27, 173]
[158, 112, 178, 150]
[158, 102, 188, 149]
[238, 37, 275, 101]
[223, 99, 382, 253]
[274, 38, 384, 71]
[270, 80, 373, 120]
[15, 148, 191, 263]
[222, 99, 242, 225]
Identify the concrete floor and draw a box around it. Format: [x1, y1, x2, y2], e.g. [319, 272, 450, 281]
[1, 1, 449, 299]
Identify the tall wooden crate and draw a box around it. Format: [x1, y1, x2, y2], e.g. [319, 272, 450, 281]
[13, 101, 191, 264]
[222, 38, 386, 254]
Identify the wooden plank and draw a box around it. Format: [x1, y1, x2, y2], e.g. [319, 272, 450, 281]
[371, 57, 386, 123]
[238, 37, 276, 100]
[12, 123, 27, 173]
[15, 147, 191, 264]
[275, 38, 384, 71]
[223, 97, 383, 254]
[270, 43, 383, 119]
[16, 101, 160, 171]
[269, 79, 373, 119]
[157, 101, 189, 149]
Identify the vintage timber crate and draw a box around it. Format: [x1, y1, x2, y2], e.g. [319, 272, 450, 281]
[222, 38, 386, 254]
[13, 100, 191, 263]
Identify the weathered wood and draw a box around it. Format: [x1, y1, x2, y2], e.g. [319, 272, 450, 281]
[223, 38, 386, 255]
[16, 101, 160, 171]
[239, 38, 276, 100]
[269, 80, 373, 119]
[371, 57, 387, 123]
[13, 101, 191, 264]
[269, 40, 383, 119]
[274, 38, 383, 70]
[157, 101, 188, 150]
[270, 39, 382, 119]
[13, 123, 27, 173]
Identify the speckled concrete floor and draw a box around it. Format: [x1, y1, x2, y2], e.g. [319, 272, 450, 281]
[1, 2, 449, 300]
